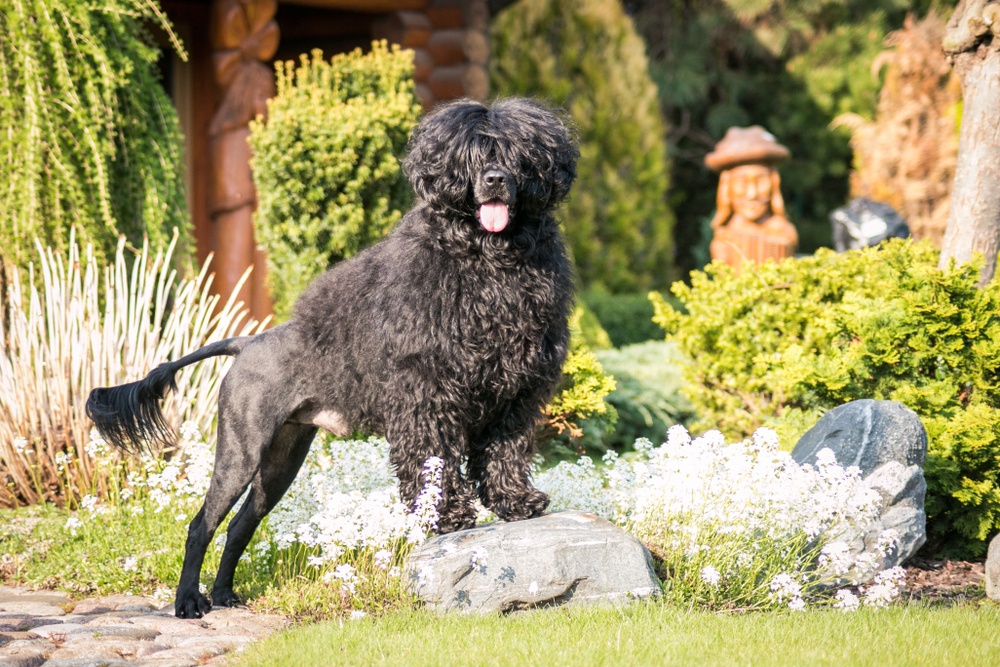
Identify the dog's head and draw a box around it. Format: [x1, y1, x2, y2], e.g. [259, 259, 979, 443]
[403, 98, 578, 234]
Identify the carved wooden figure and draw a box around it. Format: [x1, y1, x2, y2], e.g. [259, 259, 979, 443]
[706, 126, 798, 268]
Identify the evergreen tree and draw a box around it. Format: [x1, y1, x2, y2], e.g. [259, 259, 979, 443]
[491, 0, 675, 293]
[0, 0, 190, 289]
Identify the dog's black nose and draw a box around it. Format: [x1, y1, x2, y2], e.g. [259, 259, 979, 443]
[483, 170, 507, 188]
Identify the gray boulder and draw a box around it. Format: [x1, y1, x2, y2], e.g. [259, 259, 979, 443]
[986, 532, 1000, 601]
[793, 399, 927, 572]
[406, 511, 661, 613]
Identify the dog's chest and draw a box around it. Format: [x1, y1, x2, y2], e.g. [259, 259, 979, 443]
[446, 258, 569, 388]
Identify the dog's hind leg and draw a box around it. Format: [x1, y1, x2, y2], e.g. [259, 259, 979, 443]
[210, 423, 317, 608]
[175, 403, 287, 618]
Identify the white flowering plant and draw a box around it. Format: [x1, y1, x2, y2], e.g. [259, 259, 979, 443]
[7, 420, 909, 618]
[535, 425, 905, 611]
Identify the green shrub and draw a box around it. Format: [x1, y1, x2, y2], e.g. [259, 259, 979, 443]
[0, 0, 189, 288]
[249, 42, 421, 320]
[491, 0, 675, 293]
[652, 240, 1000, 556]
[594, 341, 694, 451]
[583, 288, 666, 347]
[539, 308, 618, 459]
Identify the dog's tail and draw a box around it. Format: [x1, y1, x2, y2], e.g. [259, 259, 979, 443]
[86, 337, 249, 453]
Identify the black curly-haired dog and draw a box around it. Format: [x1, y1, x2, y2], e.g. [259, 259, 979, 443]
[86, 98, 577, 618]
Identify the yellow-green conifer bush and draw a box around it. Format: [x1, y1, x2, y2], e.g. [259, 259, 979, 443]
[249, 42, 422, 320]
[652, 240, 1000, 556]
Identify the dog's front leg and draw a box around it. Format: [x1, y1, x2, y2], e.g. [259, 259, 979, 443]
[470, 406, 549, 522]
[387, 410, 477, 534]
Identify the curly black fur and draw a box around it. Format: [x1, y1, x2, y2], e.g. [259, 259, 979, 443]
[86, 97, 578, 618]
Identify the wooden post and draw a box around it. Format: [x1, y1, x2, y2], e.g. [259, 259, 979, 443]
[209, 0, 279, 319]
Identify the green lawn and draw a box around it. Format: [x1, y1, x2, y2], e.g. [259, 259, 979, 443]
[233, 602, 1000, 667]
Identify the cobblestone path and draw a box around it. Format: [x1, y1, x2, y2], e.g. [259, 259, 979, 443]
[0, 586, 289, 667]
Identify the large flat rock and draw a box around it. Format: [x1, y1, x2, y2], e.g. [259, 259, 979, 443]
[406, 511, 661, 613]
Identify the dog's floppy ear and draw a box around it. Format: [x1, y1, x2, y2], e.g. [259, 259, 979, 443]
[403, 99, 488, 212]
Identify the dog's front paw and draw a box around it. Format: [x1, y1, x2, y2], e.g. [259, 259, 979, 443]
[211, 587, 243, 609]
[175, 589, 212, 618]
[436, 506, 478, 534]
[493, 488, 549, 522]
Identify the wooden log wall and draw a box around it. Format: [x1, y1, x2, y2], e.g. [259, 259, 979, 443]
[374, 0, 490, 109]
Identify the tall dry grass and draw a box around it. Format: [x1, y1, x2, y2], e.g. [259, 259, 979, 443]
[0, 232, 263, 507]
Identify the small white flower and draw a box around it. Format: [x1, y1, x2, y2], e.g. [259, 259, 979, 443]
[819, 541, 853, 576]
[349, 610, 367, 620]
[700, 565, 721, 587]
[877, 530, 899, 556]
[863, 566, 906, 608]
[787, 596, 806, 612]
[80, 494, 99, 513]
[374, 549, 393, 569]
[333, 563, 356, 581]
[769, 573, 801, 602]
[13, 437, 29, 454]
[122, 556, 139, 572]
[833, 589, 860, 612]
[470, 547, 488, 573]
[153, 587, 173, 602]
[814, 448, 838, 467]
[64, 517, 83, 536]
[130, 506, 144, 516]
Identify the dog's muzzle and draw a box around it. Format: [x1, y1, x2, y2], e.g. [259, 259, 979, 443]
[476, 168, 514, 233]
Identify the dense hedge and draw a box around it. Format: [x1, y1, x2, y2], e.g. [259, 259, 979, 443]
[652, 240, 1000, 557]
[582, 288, 666, 347]
[0, 0, 189, 287]
[249, 43, 421, 320]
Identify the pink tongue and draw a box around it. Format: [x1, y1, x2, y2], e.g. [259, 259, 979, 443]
[478, 202, 509, 233]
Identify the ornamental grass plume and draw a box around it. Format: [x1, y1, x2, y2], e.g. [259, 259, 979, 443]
[0, 232, 262, 507]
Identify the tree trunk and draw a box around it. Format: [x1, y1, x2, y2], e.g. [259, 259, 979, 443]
[939, 0, 1000, 285]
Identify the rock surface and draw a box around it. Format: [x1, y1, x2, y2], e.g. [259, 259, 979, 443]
[0, 586, 288, 666]
[793, 399, 928, 573]
[406, 511, 661, 613]
[986, 532, 1000, 602]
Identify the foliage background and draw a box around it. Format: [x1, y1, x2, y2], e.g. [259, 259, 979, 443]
[624, 0, 959, 278]
[0, 0, 190, 291]
[490, 0, 675, 293]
